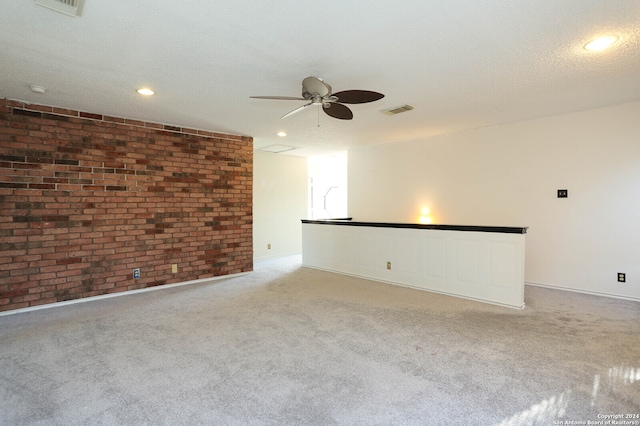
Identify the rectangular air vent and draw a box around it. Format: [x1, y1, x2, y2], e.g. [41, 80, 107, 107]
[383, 104, 414, 115]
[35, 0, 83, 17]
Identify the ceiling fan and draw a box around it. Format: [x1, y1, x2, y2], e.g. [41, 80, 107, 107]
[250, 76, 384, 120]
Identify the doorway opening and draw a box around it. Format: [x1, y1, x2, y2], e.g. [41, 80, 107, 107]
[308, 153, 348, 219]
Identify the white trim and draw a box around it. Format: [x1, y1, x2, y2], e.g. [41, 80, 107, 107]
[525, 281, 640, 303]
[0, 272, 251, 317]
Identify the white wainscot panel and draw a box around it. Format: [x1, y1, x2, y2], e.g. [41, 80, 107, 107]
[487, 239, 525, 306]
[455, 239, 480, 284]
[354, 228, 375, 273]
[301, 222, 526, 309]
[395, 231, 421, 286]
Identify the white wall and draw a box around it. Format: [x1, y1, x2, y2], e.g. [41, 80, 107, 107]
[348, 101, 640, 301]
[253, 150, 308, 259]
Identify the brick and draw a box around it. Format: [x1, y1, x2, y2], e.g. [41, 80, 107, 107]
[0, 99, 252, 311]
[103, 116, 125, 123]
[52, 107, 79, 117]
[79, 112, 103, 120]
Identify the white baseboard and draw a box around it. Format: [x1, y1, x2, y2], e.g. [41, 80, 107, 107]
[525, 281, 640, 303]
[0, 271, 251, 317]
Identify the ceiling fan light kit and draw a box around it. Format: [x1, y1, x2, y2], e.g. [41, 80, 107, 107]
[251, 76, 384, 121]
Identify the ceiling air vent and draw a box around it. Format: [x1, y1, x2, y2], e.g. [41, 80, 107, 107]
[383, 104, 414, 115]
[35, 0, 83, 17]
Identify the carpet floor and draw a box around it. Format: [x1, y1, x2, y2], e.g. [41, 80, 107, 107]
[1, 255, 639, 425]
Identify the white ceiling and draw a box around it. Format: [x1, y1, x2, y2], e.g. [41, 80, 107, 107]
[1, 1, 639, 157]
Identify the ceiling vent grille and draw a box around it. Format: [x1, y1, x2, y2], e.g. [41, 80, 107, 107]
[35, 0, 83, 17]
[383, 104, 414, 115]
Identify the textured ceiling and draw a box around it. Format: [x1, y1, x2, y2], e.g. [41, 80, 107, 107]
[1, 1, 639, 156]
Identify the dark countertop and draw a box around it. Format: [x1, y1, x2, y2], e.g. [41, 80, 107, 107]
[301, 219, 528, 234]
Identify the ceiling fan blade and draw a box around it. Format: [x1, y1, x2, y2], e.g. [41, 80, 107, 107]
[302, 76, 331, 97]
[333, 90, 385, 104]
[281, 102, 313, 119]
[323, 102, 353, 120]
[250, 96, 306, 100]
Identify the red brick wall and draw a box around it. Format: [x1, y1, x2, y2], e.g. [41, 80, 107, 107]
[0, 98, 253, 312]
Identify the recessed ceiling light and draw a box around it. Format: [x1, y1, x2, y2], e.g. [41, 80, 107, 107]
[584, 35, 618, 51]
[137, 88, 155, 96]
[29, 84, 47, 94]
[277, 131, 287, 137]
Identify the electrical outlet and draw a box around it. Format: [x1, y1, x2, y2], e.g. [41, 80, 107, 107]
[268, 243, 271, 250]
[133, 268, 141, 279]
[387, 261, 391, 270]
[618, 272, 626, 283]
[557, 189, 568, 198]
[172, 264, 178, 274]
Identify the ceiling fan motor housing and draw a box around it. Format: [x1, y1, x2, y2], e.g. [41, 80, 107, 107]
[251, 76, 384, 120]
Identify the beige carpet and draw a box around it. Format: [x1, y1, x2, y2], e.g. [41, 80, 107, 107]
[1, 255, 639, 425]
